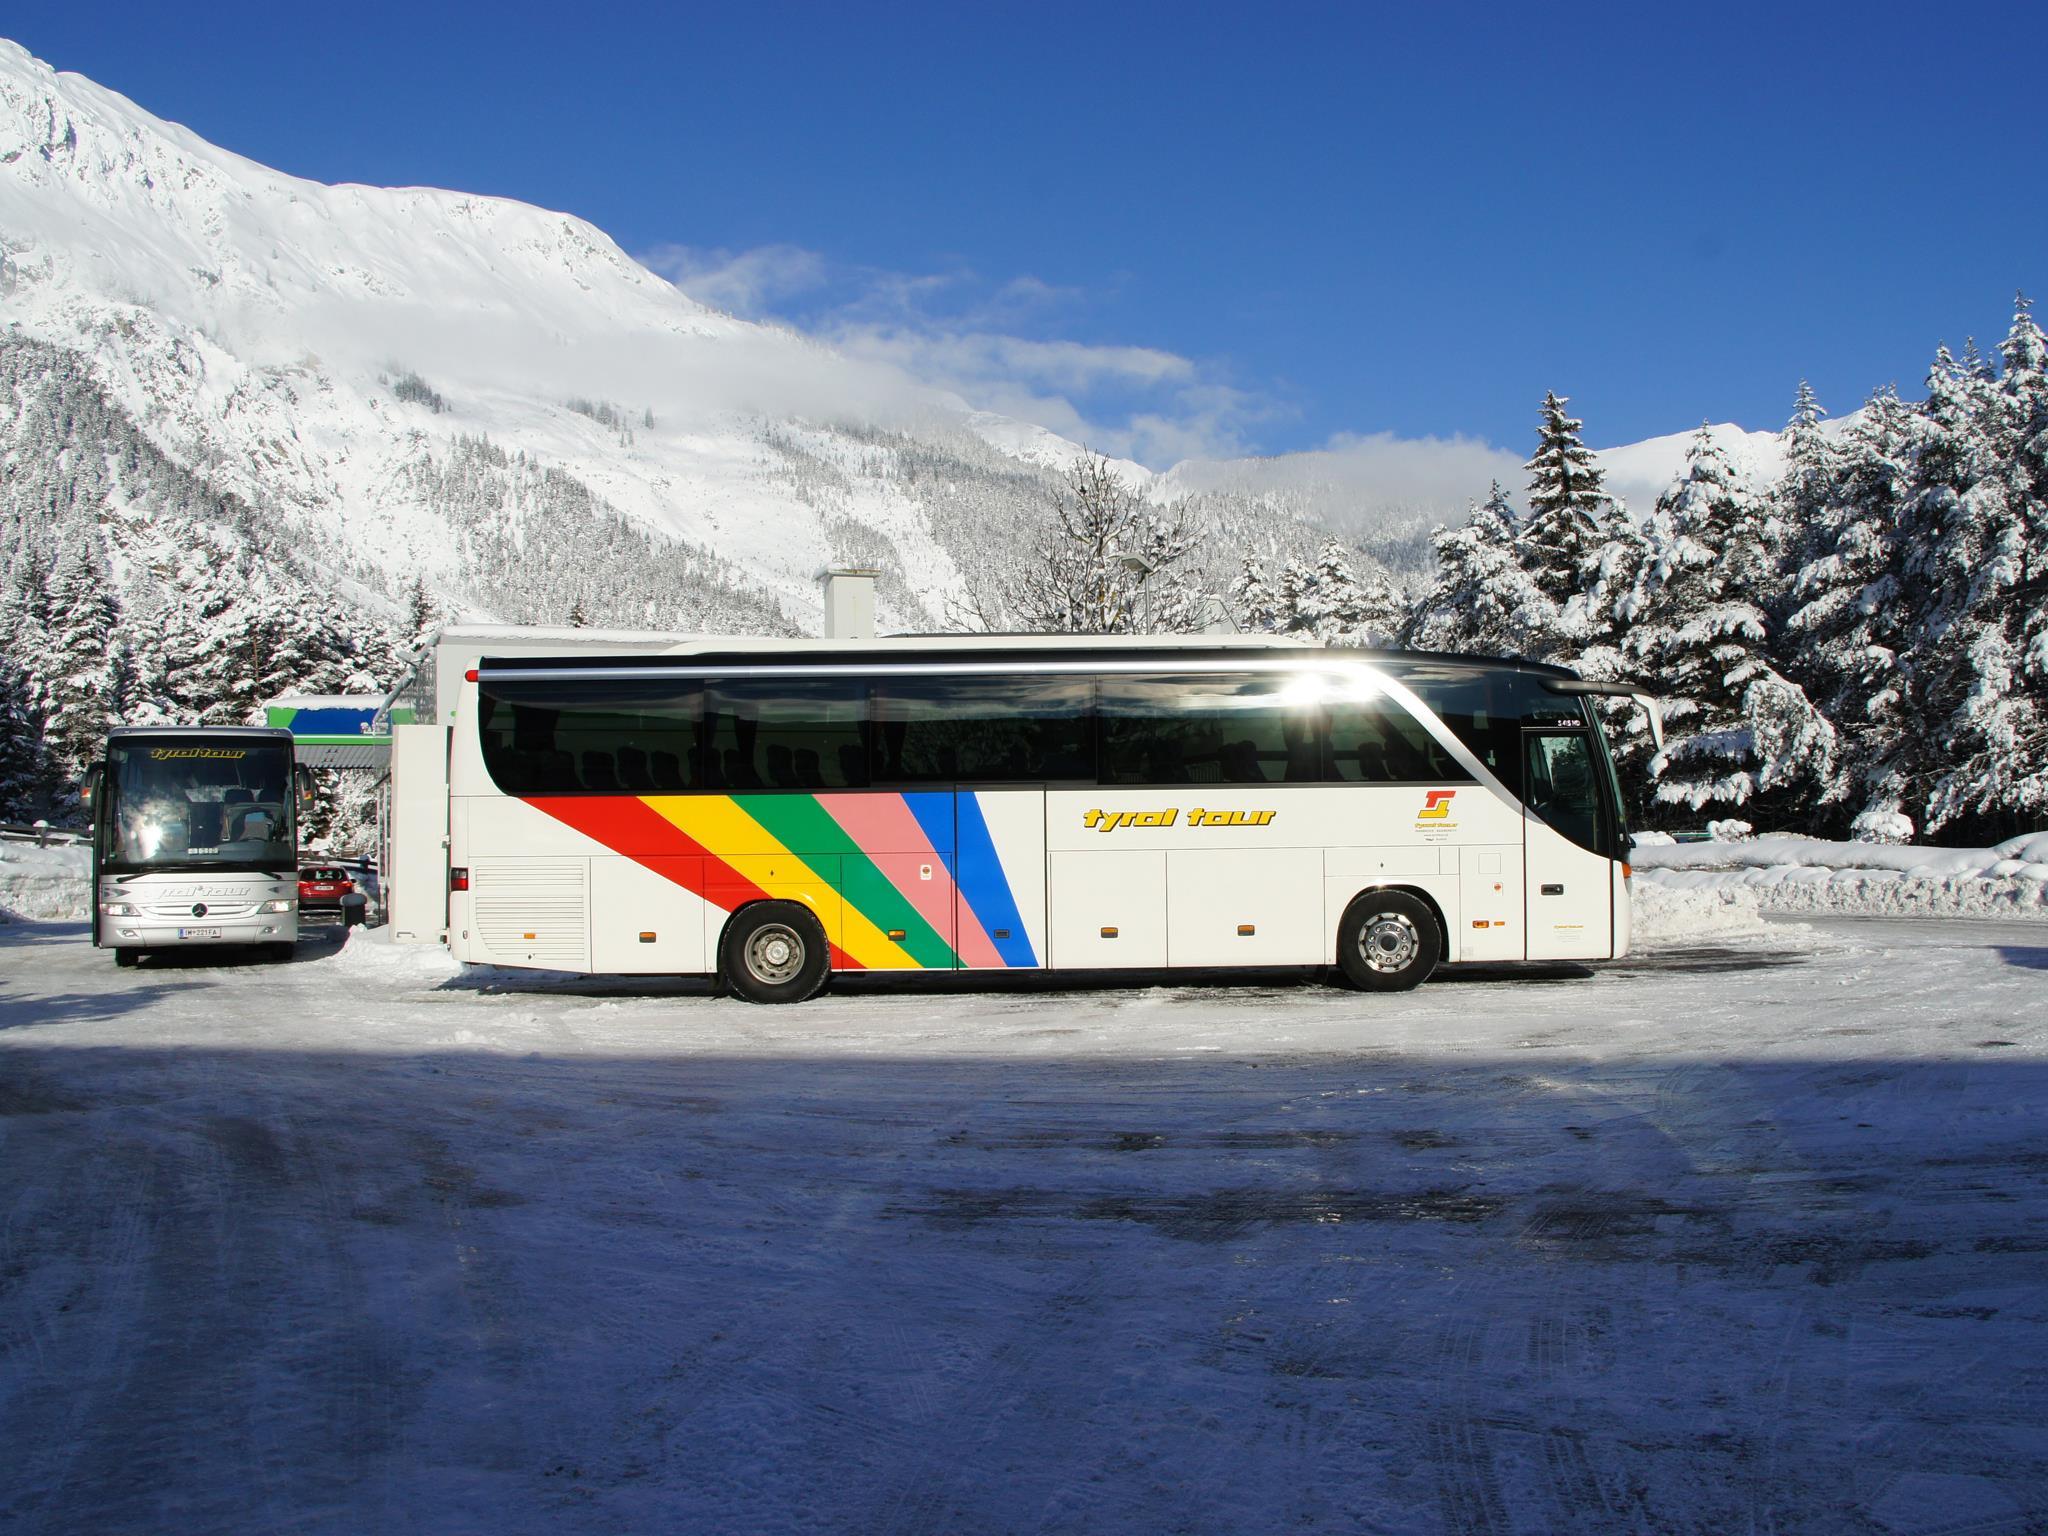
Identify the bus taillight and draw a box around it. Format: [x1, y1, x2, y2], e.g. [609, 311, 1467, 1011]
[450, 867, 470, 892]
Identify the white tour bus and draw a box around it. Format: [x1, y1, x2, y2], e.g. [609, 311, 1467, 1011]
[86, 725, 312, 965]
[399, 631, 1653, 1002]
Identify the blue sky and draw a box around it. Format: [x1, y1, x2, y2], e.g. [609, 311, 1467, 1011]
[13, 2, 2042, 467]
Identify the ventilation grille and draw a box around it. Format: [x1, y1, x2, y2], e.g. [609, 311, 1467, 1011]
[473, 859, 588, 968]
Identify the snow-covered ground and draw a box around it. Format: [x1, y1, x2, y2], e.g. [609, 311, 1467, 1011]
[5, 911, 2048, 1534]
[1636, 832, 2048, 920]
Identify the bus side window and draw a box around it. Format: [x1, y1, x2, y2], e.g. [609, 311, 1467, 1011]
[703, 680, 869, 791]
[1098, 674, 1315, 787]
[1324, 695, 1475, 783]
[872, 677, 1093, 785]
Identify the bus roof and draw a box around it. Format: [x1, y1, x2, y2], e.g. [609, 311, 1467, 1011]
[105, 725, 296, 742]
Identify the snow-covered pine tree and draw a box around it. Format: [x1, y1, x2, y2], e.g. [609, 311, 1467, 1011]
[1775, 381, 1840, 614]
[1229, 557, 1280, 633]
[1626, 426, 1838, 822]
[1894, 346, 2006, 832]
[1783, 387, 1921, 836]
[1402, 482, 1549, 655]
[1517, 393, 1633, 658]
[1918, 298, 2048, 832]
[38, 519, 122, 781]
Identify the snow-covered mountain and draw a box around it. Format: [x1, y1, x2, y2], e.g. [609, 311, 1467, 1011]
[0, 38, 1202, 635]
[0, 34, 1807, 645]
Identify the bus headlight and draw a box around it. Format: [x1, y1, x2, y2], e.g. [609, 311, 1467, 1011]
[260, 899, 295, 913]
[101, 901, 137, 916]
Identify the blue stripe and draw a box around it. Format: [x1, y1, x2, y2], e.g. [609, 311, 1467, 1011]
[903, 791, 956, 861]
[953, 792, 1037, 968]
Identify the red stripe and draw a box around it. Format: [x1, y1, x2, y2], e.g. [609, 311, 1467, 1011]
[524, 795, 864, 971]
[524, 795, 770, 908]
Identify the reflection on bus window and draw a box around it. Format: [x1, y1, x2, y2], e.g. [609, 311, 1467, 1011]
[702, 680, 868, 790]
[873, 678, 1093, 783]
[1524, 732, 1604, 853]
[105, 743, 294, 869]
[1099, 674, 1321, 785]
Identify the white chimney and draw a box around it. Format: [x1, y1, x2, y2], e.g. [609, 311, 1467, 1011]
[821, 568, 878, 641]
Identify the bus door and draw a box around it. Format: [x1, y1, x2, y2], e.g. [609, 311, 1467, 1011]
[1521, 729, 1615, 960]
[951, 789, 1047, 971]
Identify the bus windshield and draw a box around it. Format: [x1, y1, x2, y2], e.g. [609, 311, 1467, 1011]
[103, 740, 296, 872]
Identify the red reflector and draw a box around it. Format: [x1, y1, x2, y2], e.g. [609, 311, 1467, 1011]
[465, 668, 479, 682]
[449, 867, 470, 892]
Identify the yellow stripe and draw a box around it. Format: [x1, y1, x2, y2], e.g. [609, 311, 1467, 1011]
[643, 796, 921, 970]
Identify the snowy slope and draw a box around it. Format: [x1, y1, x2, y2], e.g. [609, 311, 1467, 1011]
[0, 35, 1811, 634]
[0, 39, 1093, 630]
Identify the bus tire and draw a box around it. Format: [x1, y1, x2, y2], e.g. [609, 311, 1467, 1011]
[721, 902, 829, 1005]
[1336, 891, 1440, 992]
[264, 942, 296, 964]
[113, 947, 139, 968]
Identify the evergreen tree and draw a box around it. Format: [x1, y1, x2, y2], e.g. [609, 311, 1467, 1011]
[1919, 298, 2048, 831]
[1521, 392, 1615, 606]
[1784, 388, 1921, 834]
[1403, 483, 1549, 655]
[1626, 428, 1837, 819]
[39, 521, 122, 780]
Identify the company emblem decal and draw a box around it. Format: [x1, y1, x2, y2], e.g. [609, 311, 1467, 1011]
[1417, 790, 1457, 821]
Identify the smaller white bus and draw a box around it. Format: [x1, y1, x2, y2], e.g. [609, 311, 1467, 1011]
[401, 635, 1653, 1002]
[86, 725, 311, 965]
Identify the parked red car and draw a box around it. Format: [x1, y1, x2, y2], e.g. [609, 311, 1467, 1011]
[298, 865, 367, 927]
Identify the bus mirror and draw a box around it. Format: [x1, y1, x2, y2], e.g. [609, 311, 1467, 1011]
[1631, 693, 1664, 753]
[1542, 677, 1663, 753]
[295, 764, 316, 811]
[80, 763, 102, 811]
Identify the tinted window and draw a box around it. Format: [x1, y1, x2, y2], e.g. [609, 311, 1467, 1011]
[1099, 673, 1322, 785]
[479, 680, 699, 793]
[702, 679, 868, 790]
[1383, 665, 1579, 796]
[1526, 731, 1606, 853]
[873, 677, 1094, 784]
[1324, 685, 1474, 783]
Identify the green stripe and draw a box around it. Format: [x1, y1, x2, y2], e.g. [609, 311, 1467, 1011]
[735, 794, 958, 968]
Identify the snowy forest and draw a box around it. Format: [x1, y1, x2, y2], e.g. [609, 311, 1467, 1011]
[3, 299, 2044, 849]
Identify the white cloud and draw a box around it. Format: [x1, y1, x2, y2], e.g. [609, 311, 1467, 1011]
[638, 243, 829, 318]
[629, 241, 1512, 497]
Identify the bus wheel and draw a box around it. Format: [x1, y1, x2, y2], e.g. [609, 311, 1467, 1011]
[721, 902, 829, 1005]
[1336, 892, 1440, 992]
[113, 947, 139, 968]
[264, 943, 296, 964]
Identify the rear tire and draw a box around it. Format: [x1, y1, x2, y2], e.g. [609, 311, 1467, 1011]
[113, 947, 139, 968]
[1335, 891, 1440, 992]
[720, 902, 829, 1005]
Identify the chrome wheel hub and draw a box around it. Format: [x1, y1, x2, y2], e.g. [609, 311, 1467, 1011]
[745, 924, 805, 984]
[1359, 912, 1419, 974]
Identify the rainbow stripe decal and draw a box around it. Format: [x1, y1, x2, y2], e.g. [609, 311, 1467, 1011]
[523, 791, 1037, 971]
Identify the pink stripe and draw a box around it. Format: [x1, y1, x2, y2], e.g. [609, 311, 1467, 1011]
[815, 794, 1007, 968]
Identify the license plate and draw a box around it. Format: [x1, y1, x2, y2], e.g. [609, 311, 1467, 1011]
[178, 927, 224, 940]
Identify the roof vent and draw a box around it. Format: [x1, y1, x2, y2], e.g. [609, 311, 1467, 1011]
[822, 568, 878, 641]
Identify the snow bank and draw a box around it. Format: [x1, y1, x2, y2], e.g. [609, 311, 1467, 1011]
[0, 840, 91, 921]
[1633, 832, 2048, 920]
[1629, 880, 1777, 943]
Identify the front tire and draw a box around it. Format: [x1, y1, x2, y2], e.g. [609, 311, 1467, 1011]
[720, 902, 829, 1005]
[264, 942, 296, 964]
[1335, 891, 1441, 992]
[113, 947, 140, 968]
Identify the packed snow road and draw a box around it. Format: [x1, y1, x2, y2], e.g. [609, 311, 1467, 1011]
[3, 916, 2047, 1535]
